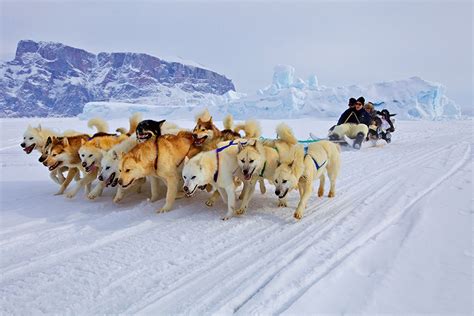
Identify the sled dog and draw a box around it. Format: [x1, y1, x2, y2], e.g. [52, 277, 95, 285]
[182, 138, 251, 220]
[118, 131, 200, 213]
[235, 123, 299, 215]
[273, 140, 340, 220]
[135, 119, 184, 142]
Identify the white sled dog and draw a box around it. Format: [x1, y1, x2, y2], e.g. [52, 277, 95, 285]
[81, 113, 142, 200]
[182, 138, 250, 220]
[273, 140, 340, 220]
[236, 123, 298, 215]
[21, 124, 79, 184]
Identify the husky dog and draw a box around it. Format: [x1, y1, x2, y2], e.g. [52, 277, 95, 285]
[192, 110, 242, 151]
[43, 134, 90, 195]
[235, 123, 299, 215]
[135, 119, 184, 143]
[79, 114, 142, 200]
[21, 124, 71, 184]
[273, 140, 340, 220]
[182, 138, 250, 220]
[192, 109, 263, 205]
[118, 131, 200, 213]
[96, 137, 146, 203]
[42, 118, 108, 195]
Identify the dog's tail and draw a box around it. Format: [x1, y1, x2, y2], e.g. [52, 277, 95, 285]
[88, 118, 109, 133]
[127, 112, 142, 135]
[234, 120, 261, 138]
[276, 123, 297, 145]
[116, 127, 128, 135]
[223, 114, 233, 130]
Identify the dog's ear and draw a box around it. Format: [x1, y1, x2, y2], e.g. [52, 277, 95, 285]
[390, 113, 397, 117]
[37, 124, 42, 131]
[184, 156, 190, 165]
[112, 150, 119, 160]
[62, 137, 69, 146]
[238, 141, 244, 153]
[158, 120, 166, 128]
[276, 160, 281, 167]
[209, 116, 213, 123]
[45, 136, 52, 147]
[80, 138, 86, 146]
[288, 160, 294, 168]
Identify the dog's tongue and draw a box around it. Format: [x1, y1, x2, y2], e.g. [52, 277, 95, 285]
[89, 164, 98, 173]
[23, 144, 35, 154]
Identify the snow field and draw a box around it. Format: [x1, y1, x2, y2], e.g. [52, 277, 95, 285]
[0, 117, 472, 314]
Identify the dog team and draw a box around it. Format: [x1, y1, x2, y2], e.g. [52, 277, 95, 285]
[20, 109, 341, 220]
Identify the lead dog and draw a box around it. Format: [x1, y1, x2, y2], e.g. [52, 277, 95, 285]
[273, 140, 340, 220]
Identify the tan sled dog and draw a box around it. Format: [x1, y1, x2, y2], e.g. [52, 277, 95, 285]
[273, 140, 340, 220]
[42, 118, 108, 195]
[118, 131, 200, 213]
[236, 123, 299, 215]
[43, 134, 91, 195]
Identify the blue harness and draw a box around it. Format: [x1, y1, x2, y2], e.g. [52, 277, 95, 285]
[213, 140, 246, 182]
[304, 146, 327, 171]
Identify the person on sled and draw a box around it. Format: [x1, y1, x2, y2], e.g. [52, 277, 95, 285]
[329, 96, 371, 149]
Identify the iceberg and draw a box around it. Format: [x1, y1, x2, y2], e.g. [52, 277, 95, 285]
[79, 66, 462, 121]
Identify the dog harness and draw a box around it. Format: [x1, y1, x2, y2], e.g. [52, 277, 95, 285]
[213, 140, 246, 182]
[304, 149, 327, 171]
[259, 161, 266, 177]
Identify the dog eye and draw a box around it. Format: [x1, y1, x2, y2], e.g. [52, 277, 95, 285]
[106, 166, 110, 170]
[29, 137, 33, 140]
[89, 154, 93, 158]
[52, 154, 57, 157]
[283, 180, 287, 184]
[241, 159, 245, 163]
[275, 179, 278, 184]
[81, 154, 84, 157]
[191, 176, 196, 180]
[249, 160, 254, 163]
[125, 169, 130, 173]
[183, 176, 187, 179]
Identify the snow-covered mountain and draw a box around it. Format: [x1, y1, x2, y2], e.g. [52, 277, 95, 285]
[0, 40, 235, 117]
[80, 65, 462, 121]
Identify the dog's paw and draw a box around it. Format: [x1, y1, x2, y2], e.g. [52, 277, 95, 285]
[293, 210, 303, 220]
[235, 207, 246, 215]
[328, 191, 335, 198]
[278, 200, 287, 207]
[157, 206, 171, 213]
[148, 196, 159, 203]
[205, 199, 214, 207]
[54, 190, 64, 196]
[318, 188, 324, 197]
[87, 192, 98, 200]
[176, 191, 185, 199]
[238, 193, 244, 200]
[65, 192, 76, 199]
[113, 196, 123, 203]
[221, 216, 231, 221]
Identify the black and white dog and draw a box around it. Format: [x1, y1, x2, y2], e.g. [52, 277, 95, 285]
[135, 119, 166, 142]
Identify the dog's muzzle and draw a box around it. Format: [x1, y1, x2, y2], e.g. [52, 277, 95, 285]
[22, 143, 35, 154]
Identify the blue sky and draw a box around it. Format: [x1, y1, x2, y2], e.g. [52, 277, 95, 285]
[1, 0, 472, 113]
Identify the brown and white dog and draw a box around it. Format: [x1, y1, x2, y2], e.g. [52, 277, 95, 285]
[191, 109, 264, 205]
